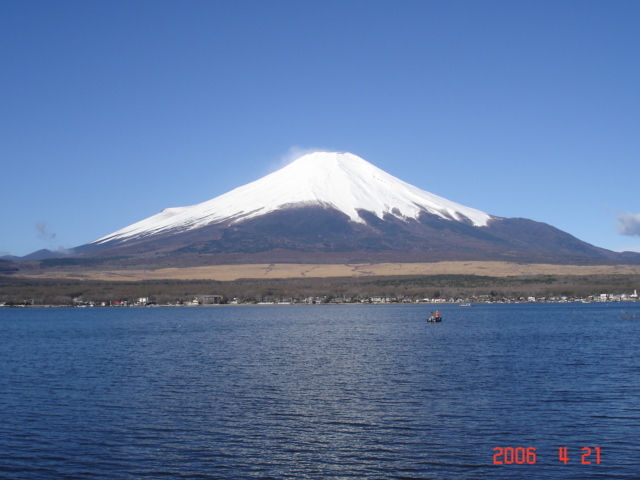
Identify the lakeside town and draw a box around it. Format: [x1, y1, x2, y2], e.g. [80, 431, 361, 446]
[2, 290, 638, 308]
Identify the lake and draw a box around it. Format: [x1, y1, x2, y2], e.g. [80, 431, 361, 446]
[1, 303, 639, 479]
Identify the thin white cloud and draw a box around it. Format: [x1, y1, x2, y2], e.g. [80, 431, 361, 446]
[33, 222, 72, 255]
[57, 246, 74, 256]
[616, 212, 640, 236]
[267, 146, 330, 174]
[36, 222, 56, 241]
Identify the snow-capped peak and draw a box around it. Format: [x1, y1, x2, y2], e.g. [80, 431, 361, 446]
[92, 151, 492, 245]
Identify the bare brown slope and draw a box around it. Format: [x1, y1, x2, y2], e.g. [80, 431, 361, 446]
[69, 206, 640, 266]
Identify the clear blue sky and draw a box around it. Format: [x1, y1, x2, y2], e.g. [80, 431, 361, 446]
[2, 0, 639, 257]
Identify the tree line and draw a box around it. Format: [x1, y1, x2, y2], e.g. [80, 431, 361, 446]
[1, 273, 639, 306]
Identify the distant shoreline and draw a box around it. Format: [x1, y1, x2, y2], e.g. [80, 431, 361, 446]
[3, 300, 639, 309]
[3, 261, 639, 307]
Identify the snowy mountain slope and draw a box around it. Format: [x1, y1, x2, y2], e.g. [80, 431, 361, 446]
[92, 152, 493, 246]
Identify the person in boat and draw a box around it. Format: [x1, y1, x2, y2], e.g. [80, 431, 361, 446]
[435, 310, 440, 318]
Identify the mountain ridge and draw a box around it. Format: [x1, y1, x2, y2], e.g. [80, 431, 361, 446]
[6, 151, 640, 266]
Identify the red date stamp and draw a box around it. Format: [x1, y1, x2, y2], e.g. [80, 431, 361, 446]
[493, 447, 601, 465]
[559, 446, 601, 464]
[493, 447, 537, 464]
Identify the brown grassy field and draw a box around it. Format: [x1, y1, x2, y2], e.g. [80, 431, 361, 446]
[18, 261, 640, 282]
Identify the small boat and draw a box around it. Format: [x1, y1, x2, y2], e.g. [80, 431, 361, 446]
[427, 312, 442, 322]
[460, 303, 472, 307]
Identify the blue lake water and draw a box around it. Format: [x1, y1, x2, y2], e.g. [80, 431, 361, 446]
[1, 303, 639, 479]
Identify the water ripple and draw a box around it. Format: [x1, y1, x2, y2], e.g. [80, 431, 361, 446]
[1, 304, 639, 479]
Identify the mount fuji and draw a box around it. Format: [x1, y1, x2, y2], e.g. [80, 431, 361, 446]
[33, 152, 640, 265]
[93, 152, 493, 245]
